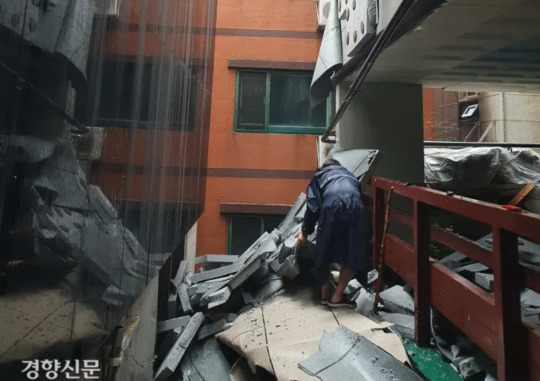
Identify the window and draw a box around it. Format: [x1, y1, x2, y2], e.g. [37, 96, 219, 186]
[97, 61, 196, 130]
[228, 214, 284, 255]
[235, 71, 328, 134]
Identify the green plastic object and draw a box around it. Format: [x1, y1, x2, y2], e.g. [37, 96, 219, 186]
[403, 341, 463, 381]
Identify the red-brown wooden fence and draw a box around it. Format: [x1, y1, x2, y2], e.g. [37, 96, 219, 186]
[372, 177, 540, 381]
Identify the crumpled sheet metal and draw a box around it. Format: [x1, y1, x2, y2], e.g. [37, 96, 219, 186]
[310, 0, 343, 106]
[328, 148, 381, 183]
[299, 326, 422, 381]
[216, 287, 408, 381]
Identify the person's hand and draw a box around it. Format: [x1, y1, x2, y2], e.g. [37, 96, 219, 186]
[297, 231, 306, 244]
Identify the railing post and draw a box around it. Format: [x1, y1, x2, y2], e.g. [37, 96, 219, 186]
[492, 228, 527, 381]
[413, 200, 430, 346]
[373, 184, 385, 269]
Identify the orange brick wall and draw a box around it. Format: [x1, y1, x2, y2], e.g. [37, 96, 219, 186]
[196, 0, 322, 256]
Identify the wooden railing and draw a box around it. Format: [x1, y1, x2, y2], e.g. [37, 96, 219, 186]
[372, 177, 540, 381]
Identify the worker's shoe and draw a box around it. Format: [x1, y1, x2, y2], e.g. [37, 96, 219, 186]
[328, 298, 356, 309]
[320, 299, 329, 306]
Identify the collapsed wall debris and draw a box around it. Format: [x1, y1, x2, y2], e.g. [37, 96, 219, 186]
[152, 149, 432, 381]
[6, 135, 167, 315]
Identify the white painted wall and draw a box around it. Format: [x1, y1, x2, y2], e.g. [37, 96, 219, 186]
[337, 83, 425, 182]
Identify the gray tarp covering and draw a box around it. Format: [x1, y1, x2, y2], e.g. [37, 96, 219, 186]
[425, 147, 540, 191]
[310, 0, 342, 107]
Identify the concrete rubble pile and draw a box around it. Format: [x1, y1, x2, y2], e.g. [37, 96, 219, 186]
[155, 192, 311, 380]
[7, 135, 167, 312]
[154, 149, 384, 380]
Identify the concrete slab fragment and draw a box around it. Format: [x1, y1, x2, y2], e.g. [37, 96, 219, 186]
[190, 262, 243, 284]
[474, 272, 494, 291]
[379, 312, 415, 341]
[195, 254, 239, 265]
[380, 285, 414, 314]
[157, 316, 191, 334]
[178, 283, 193, 315]
[171, 260, 188, 291]
[154, 312, 204, 381]
[198, 319, 233, 340]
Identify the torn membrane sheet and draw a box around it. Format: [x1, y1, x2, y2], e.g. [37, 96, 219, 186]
[216, 288, 408, 381]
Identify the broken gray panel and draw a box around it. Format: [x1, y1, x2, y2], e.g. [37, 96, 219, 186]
[168, 293, 178, 320]
[454, 263, 489, 274]
[8, 135, 57, 164]
[190, 262, 243, 284]
[522, 289, 540, 308]
[238, 232, 269, 264]
[379, 312, 415, 341]
[354, 289, 373, 316]
[252, 276, 284, 304]
[253, 234, 278, 257]
[206, 287, 232, 310]
[438, 252, 471, 270]
[228, 255, 265, 290]
[275, 254, 300, 280]
[179, 284, 194, 315]
[270, 229, 282, 245]
[187, 278, 229, 299]
[277, 193, 306, 236]
[328, 149, 381, 183]
[158, 327, 184, 360]
[195, 254, 239, 265]
[171, 260, 188, 291]
[298, 326, 422, 381]
[155, 312, 204, 381]
[380, 285, 415, 314]
[198, 319, 233, 340]
[157, 316, 191, 334]
[474, 273, 494, 291]
[33, 140, 88, 210]
[180, 338, 231, 381]
[203, 256, 266, 309]
[87, 185, 118, 224]
[344, 279, 363, 296]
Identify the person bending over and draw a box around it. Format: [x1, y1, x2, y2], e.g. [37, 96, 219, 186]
[297, 158, 367, 308]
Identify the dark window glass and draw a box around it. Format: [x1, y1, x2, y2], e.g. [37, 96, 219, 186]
[229, 215, 263, 255]
[237, 72, 266, 130]
[97, 61, 196, 130]
[228, 214, 285, 255]
[98, 62, 152, 126]
[263, 215, 283, 233]
[269, 74, 326, 128]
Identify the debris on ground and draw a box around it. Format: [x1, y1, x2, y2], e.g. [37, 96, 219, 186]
[153, 149, 435, 381]
[298, 326, 422, 381]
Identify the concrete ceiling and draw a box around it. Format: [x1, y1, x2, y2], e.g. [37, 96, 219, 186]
[359, 0, 540, 93]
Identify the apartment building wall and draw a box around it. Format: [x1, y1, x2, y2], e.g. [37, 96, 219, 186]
[196, 0, 322, 257]
[479, 92, 540, 143]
